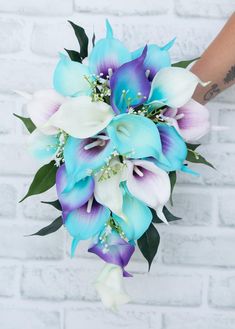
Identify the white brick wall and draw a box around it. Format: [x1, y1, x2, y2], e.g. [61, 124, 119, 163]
[0, 1, 234, 328]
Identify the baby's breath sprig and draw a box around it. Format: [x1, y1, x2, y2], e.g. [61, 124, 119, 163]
[54, 130, 68, 166]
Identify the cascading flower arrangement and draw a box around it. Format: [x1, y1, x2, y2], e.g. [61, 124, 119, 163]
[15, 20, 214, 310]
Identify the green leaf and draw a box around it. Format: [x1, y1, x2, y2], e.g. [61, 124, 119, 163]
[68, 20, 89, 60]
[151, 206, 181, 224]
[186, 143, 201, 151]
[27, 216, 63, 236]
[20, 161, 58, 202]
[172, 57, 200, 68]
[186, 149, 215, 169]
[64, 48, 82, 63]
[92, 32, 96, 47]
[41, 200, 62, 211]
[169, 171, 177, 206]
[137, 223, 160, 271]
[13, 113, 36, 133]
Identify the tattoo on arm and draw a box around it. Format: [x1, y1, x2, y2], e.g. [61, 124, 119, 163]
[203, 83, 221, 102]
[224, 65, 235, 84]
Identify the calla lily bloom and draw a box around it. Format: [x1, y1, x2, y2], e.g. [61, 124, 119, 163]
[26, 89, 65, 135]
[95, 263, 130, 310]
[28, 129, 59, 163]
[46, 96, 114, 139]
[131, 38, 176, 81]
[63, 133, 115, 189]
[155, 123, 187, 172]
[89, 228, 135, 277]
[147, 67, 210, 108]
[110, 46, 150, 114]
[163, 99, 210, 141]
[64, 197, 110, 257]
[113, 188, 152, 240]
[89, 19, 131, 77]
[53, 53, 92, 97]
[125, 159, 171, 224]
[94, 158, 126, 220]
[107, 113, 165, 161]
[56, 164, 94, 212]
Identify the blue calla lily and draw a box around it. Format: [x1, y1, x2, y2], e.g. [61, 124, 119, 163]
[64, 198, 110, 256]
[63, 134, 115, 190]
[89, 20, 131, 77]
[110, 46, 151, 114]
[53, 53, 92, 97]
[155, 123, 187, 171]
[56, 164, 95, 212]
[107, 113, 166, 161]
[113, 188, 152, 241]
[131, 38, 175, 81]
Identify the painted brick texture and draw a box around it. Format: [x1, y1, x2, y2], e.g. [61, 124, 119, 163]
[0, 1, 234, 329]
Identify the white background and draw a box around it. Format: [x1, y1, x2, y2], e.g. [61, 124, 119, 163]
[0, 1, 235, 328]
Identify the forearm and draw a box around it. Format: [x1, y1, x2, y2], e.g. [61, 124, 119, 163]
[191, 12, 235, 104]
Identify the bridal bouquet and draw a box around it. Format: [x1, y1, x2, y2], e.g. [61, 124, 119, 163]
[15, 20, 213, 310]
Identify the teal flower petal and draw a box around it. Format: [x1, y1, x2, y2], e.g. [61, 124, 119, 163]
[107, 114, 163, 160]
[89, 20, 131, 77]
[113, 189, 152, 241]
[110, 46, 150, 114]
[131, 38, 175, 80]
[28, 129, 58, 163]
[64, 198, 110, 256]
[63, 134, 115, 190]
[155, 123, 187, 171]
[53, 53, 92, 97]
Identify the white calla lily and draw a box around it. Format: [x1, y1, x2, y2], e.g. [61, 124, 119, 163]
[95, 263, 130, 310]
[126, 160, 171, 224]
[26, 89, 65, 135]
[94, 158, 127, 221]
[148, 67, 210, 108]
[45, 96, 114, 138]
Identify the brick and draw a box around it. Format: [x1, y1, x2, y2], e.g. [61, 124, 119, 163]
[175, 0, 235, 19]
[0, 307, 60, 329]
[218, 192, 235, 227]
[163, 313, 235, 329]
[121, 21, 223, 60]
[65, 305, 161, 329]
[0, 184, 17, 218]
[209, 274, 235, 308]
[0, 266, 16, 297]
[178, 144, 235, 186]
[75, 0, 170, 15]
[216, 84, 235, 104]
[0, 59, 54, 94]
[0, 143, 42, 176]
[31, 22, 77, 57]
[0, 0, 73, 16]
[162, 233, 235, 267]
[0, 98, 18, 134]
[168, 192, 212, 226]
[127, 273, 202, 306]
[0, 18, 24, 53]
[0, 224, 64, 259]
[22, 191, 60, 221]
[218, 108, 235, 143]
[21, 263, 98, 300]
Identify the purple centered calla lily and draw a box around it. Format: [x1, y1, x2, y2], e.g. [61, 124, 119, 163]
[89, 228, 135, 277]
[63, 133, 115, 190]
[64, 197, 110, 257]
[110, 46, 151, 114]
[163, 99, 210, 141]
[154, 123, 187, 172]
[125, 159, 171, 223]
[56, 164, 94, 212]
